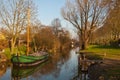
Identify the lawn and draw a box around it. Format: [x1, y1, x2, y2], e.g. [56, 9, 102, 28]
[80, 45, 120, 60]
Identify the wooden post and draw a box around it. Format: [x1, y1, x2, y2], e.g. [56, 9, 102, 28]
[26, 6, 30, 56]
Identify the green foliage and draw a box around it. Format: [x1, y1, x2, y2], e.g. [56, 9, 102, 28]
[4, 48, 11, 59]
[4, 45, 27, 60]
[18, 45, 26, 55]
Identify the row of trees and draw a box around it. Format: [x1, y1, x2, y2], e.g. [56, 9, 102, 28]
[30, 22, 71, 53]
[0, 20, 71, 55]
[89, 0, 120, 46]
[0, 0, 71, 55]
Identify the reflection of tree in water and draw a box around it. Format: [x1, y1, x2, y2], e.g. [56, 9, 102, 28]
[11, 48, 71, 79]
[73, 53, 92, 80]
[32, 49, 71, 78]
[0, 62, 7, 77]
[88, 64, 103, 80]
[73, 53, 104, 80]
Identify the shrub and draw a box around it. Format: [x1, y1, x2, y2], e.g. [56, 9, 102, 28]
[18, 45, 26, 55]
[4, 45, 27, 60]
[4, 48, 11, 60]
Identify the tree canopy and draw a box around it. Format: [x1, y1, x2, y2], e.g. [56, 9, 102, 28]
[61, 0, 109, 49]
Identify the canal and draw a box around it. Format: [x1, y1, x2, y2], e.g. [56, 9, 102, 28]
[0, 48, 87, 80]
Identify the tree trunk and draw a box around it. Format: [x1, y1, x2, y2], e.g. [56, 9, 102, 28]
[10, 38, 16, 54]
[81, 41, 87, 50]
[79, 32, 89, 50]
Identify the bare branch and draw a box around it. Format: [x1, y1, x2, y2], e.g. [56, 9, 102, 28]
[61, 0, 109, 49]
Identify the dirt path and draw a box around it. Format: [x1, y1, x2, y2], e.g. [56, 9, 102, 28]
[88, 58, 120, 80]
[101, 59, 120, 80]
[101, 59, 120, 68]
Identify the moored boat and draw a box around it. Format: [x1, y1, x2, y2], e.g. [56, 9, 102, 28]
[11, 52, 49, 67]
[11, 6, 50, 67]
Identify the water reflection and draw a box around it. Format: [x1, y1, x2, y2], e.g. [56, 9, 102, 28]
[1, 49, 118, 80]
[12, 61, 50, 80]
[0, 61, 12, 80]
[0, 62, 7, 77]
[1, 48, 82, 80]
[72, 52, 89, 80]
[11, 48, 79, 80]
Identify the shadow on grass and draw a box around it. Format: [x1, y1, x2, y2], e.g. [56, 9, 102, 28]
[79, 52, 103, 60]
[85, 53, 103, 60]
[91, 45, 120, 49]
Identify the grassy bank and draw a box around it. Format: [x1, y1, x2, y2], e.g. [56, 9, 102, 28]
[80, 45, 120, 79]
[80, 45, 120, 60]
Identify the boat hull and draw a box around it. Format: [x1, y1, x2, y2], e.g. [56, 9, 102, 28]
[11, 54, 49, 67]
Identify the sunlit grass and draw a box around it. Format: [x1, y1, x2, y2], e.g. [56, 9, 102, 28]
[80, 45, 120, 60]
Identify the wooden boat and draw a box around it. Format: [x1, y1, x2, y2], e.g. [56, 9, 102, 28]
[11, 53, 49, 67]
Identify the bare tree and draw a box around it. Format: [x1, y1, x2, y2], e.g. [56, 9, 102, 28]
[61, 0, 109, 49]
[0, 0, 36, 54]
[105, 0, 120, 40]
[93, 0, 120, 44]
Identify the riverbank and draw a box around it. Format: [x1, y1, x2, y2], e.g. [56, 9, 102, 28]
[101, 59, 120, 79]
[88, 58, 120, 80]
[80, 45, 120, 60]
[80, 45, 120, 79]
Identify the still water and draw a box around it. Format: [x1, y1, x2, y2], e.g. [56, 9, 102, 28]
[0, 48, 88, 80]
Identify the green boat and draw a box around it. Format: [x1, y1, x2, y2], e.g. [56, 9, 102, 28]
[11, 53, 49, 67]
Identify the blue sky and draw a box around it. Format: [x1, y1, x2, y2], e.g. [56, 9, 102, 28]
[34, 0, 77, 38]
[34, 0, 66, 25]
